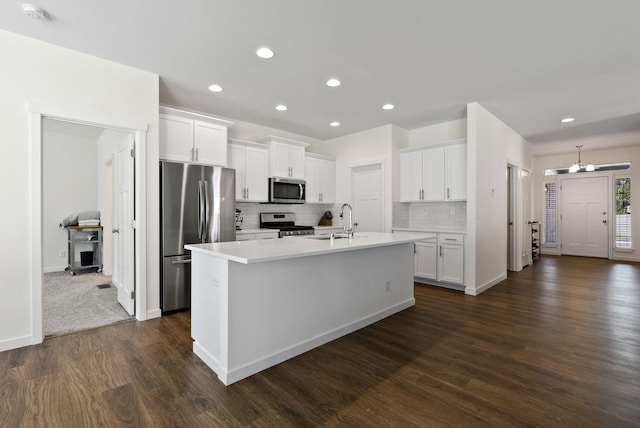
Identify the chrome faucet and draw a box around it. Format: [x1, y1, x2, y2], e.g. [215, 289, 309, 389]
[339, 203, 357, 238]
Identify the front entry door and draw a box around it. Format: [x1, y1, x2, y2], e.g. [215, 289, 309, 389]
[561, 176, 609, 258]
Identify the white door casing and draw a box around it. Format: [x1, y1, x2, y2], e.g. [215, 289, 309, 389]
[351, 163, 384, 233]
[560, 176, 609, 258]
[113, 134, 135, 315]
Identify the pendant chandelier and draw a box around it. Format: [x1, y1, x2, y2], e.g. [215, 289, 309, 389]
[568, 145, 595, 173]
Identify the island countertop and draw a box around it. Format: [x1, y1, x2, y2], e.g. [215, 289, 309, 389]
[186, 231, 430, 264]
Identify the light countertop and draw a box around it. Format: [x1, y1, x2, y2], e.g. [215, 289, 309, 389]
[186, 231, 431, 264]
[392, 227, 466, 234]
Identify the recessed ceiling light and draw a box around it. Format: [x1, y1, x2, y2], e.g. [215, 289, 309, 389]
[208, 84, 223, 93]
[382, 104, 395, 110]
[256, 47, 275, 59]
[326, 78, 341, 87]
[275, 105, 287, 111]
[330, 122, 340, 127]
[561, 117, 575, 123]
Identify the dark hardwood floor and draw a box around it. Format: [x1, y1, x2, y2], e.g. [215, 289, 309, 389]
[1, 255, 639, 427]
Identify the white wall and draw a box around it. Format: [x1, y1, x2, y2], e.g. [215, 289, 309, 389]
[42, 122, 100, 272]
[322, 125, 395, 232]
[0, 29, 159, 351]
[533, 144, 640, 262]
[466, 102, 532, 295]
[408, 118, 467, 147]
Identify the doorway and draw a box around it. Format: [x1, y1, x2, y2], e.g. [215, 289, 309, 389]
[42, 119, 135, 335]
[521, 169, 532, 267]
[560, 176, 609, 258]
[351, 163, 384, 232]
[30, 105, 148, 344]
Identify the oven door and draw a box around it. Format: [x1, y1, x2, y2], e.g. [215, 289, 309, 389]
[269, 178, 305, 204]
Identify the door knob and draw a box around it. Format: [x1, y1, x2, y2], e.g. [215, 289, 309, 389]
[112, 228, 120, 233]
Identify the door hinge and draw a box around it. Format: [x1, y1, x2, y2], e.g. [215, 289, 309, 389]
[130, 148, 136, 158]
[130, 219, 137, 229]
[130, 290, 135, 299]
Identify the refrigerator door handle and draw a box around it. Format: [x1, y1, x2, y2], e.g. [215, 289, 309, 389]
[204, 180, 210, 242]
[198, 180, 205, 241]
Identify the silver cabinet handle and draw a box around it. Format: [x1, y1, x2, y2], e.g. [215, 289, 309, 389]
[112, 228, 119, 234]
[195, 147, 199, 162]
[439, 245, 442, 257]
[246, 188, 249, 199]
[602, 220, 607, 224]
[447, 188, 450, 199]
[444, 238, 457, 241]
[171, 259, 192, 265]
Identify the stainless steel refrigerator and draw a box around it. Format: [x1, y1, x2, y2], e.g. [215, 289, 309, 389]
[160, 161, 236, 313]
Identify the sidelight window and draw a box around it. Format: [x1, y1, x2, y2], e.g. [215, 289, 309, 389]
[615, 178, 632, 249]
[543, 182, 557, 244]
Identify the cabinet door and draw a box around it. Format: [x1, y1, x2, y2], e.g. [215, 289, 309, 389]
[305, 157, 321, 203]
[422, 146, 445, 201]
[415, 241, 437, 280]
[445, 143, 466, 200]
[288, 145, 306, 179]
[159, 114, 193, 162]
[400, 151, 423, 202]
[227, 144, 246, 200]
[270, 142, 292, 178]
[194, 120, 227, 166]
[245, 146, 269, 202]
[438, 243, 464, 284]
[319, 159, 335, 203]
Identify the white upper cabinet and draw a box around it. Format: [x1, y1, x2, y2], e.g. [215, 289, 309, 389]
[159, 107, 233, 166]
[399, 139, 466, 202]
[305, 153, 335, 204]
[258, 136, 309, 180]
[228, 139, 269, 202]
[445, 142, 467, 201]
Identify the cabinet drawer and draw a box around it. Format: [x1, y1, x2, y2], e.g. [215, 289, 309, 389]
[438, 233, 463, 245]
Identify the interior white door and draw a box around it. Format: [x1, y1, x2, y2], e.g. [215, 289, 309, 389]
[561, 176, 609, 258]
[352, 164, 383, 232]
[113, 134, 135, 315]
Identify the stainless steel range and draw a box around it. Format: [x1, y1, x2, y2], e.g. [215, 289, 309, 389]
[259, 212, 315, 237]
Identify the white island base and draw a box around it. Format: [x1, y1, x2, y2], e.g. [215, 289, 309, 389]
[187, 234, 418, 385]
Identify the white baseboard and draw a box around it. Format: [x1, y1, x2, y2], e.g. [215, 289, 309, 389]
[465, 273, 506, 296]
[0, 334, 37, 352]
[196, 298, 416, 386]
[44, 265, 67, 273]
[146, 309, 162, 320]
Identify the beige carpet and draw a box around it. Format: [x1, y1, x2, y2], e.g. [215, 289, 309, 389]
[43, 271, 133, 337]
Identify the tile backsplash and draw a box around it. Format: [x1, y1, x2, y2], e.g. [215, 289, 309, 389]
[236, 202, 339, 229]
[393, 201, 467, 230]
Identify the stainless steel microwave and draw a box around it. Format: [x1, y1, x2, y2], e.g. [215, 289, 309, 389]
[268, 177, 305, 204]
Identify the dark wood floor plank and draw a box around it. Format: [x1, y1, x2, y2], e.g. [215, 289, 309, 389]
[1, 255, 639, 426]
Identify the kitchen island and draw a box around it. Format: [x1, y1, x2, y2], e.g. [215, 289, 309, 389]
[186, 232, 427, 385]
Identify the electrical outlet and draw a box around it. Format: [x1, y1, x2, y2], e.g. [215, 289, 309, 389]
[59, 250, 66, 258]
[385, 280, 390, 292]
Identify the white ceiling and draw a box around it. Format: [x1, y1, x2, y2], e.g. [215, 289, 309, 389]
[2, 1, 640, 153]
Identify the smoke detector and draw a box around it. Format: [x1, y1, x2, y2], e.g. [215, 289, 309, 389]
[22, 4, 48, 20]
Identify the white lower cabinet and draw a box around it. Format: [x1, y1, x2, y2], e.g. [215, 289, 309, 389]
[412, 232, 464, 288]
[414, 240, 437, 280]
[437, 234, 464, 285]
